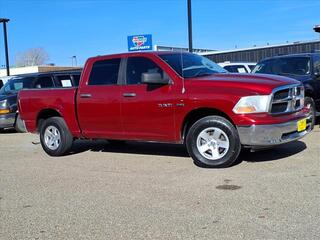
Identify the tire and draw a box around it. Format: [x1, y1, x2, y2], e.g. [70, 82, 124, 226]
[305, 97, 316, 130]
[186, 116, 241, 168]
[39, 117, 73, 156]
[14, 114, 27, 133]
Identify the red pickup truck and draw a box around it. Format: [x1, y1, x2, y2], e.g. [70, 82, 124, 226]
[18, 52, 311, 167]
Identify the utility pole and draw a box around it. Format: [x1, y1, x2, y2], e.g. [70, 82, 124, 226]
[187, 0, 193, 52]
[0, 18, 10, 76]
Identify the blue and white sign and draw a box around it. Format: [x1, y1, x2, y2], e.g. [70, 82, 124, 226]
[127, 34, 152, 51]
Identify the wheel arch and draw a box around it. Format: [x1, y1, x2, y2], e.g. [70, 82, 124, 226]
[36, 108, 62, 132]
[181, 108, 234, 143]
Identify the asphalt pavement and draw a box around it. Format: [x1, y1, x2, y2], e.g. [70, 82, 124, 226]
[0, 128, 319, 240]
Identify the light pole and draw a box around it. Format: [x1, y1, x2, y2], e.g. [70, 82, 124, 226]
[71, 56, 77, 66]
[187, 0, 193, 52]
[314, 25, 320, 39]
[73, 56, 77, 66]
[0, 18, 10, 76]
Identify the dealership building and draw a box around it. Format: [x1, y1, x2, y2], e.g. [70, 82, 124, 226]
[157, 39, 320, 63]
[201, 40, 320, 63]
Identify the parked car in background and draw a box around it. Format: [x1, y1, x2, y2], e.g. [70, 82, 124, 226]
[252, 53, 320, 128]
[18, 52, 311, 168]
[0, 70, 81, 132]
[218, 62, 256, 73]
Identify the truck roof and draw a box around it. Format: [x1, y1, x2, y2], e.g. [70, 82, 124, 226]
[87, 51, 193, 61]
[261, 52, 320, 61]
[8, 69, 82, 79]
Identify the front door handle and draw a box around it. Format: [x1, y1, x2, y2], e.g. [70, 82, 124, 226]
[123, 93, 136, 97]
[80, 93, 92, 98]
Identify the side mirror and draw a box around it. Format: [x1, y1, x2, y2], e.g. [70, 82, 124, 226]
[141, 72, 169, 85]
[0, 80, 3, 89]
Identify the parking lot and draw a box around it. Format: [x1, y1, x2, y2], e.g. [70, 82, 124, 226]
[0, 128, 319, 240]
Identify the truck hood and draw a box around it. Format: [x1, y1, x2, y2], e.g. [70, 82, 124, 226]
[187, 73, 300, 95]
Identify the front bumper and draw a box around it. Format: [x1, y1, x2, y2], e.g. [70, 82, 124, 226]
[237, 116, 312, 147]
[0, 112, 15, 129]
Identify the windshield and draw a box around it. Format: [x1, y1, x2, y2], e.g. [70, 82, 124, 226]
[253, 57, 311, 76]
[248, 65, 256, 71]
[0, 77, 34, 95]
[158, 52, 227, 78]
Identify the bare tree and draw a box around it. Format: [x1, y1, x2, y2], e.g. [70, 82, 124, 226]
[15, 48, 49, 67]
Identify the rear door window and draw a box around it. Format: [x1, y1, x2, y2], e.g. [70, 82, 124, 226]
[89, 58, 121, 85]
[33, 76, 54, 88]
[55, 75, 73, 87]
[276, 57, 311, 75]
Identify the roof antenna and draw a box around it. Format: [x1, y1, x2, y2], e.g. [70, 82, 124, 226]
[180, 48, 186, 94]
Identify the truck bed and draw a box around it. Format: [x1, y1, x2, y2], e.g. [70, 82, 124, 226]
[18, 88, 81, 136]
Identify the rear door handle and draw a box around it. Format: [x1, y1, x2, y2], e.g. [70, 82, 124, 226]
[80, 93, 92, 98]
[123, 93, 136, 97]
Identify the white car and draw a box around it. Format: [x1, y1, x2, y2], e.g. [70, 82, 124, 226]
[218, 62, 256, 73]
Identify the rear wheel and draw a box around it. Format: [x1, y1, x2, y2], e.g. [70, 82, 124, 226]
[186, 116, 241, 168]
[305, 97, 316, 129]
[40, 117, 73, 156]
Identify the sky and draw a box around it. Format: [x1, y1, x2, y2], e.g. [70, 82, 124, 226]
[0, 0, 320, 66]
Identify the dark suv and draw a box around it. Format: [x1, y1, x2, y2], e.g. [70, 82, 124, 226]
[0, 70, 81, 132]
[252, 53, 320, 127]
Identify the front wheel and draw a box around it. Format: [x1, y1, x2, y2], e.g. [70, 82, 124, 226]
[40, 117, 73, 156]
[186, 116, 241, 168]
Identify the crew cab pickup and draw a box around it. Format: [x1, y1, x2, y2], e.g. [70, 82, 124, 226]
[18, 52, 311, 168]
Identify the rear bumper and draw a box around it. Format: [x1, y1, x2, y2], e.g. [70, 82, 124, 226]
[0, 113, 15, 129]
[237, 115, 312, 147]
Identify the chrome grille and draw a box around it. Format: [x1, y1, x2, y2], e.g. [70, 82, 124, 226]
[270, 84, 304, 114]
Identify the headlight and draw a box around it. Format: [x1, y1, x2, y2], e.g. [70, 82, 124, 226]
[233, 95, 271, 114]
[0, 99, 10, 114]
[0, 99, 8, 109]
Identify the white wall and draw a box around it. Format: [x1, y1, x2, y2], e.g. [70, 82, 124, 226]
[0, 66, 40, 77]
